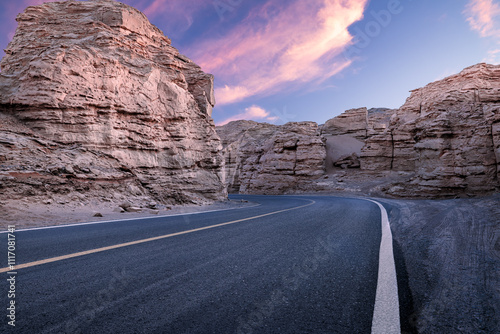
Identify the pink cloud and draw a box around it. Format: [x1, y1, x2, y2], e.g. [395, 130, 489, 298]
[484, 48, 500, 63]
[465, 0, 500, 38]
[190, 0, 368, 106]
[217, 105, 278, 126]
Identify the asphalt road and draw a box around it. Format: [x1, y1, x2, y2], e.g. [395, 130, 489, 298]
[1, 195, 401, 333]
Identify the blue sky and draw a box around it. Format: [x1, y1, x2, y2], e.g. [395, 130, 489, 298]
[1, 0, 499, 125]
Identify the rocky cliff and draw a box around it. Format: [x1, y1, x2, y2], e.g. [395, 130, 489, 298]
[320, 107, 395, 172]
[218, 64, 500, 198]
[0, 0, 226, 207]
[216, 121, 326, 194]
[362, 63, 500, 196]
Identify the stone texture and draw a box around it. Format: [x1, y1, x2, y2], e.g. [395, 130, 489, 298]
[324, 135, 365, 173]
[367, 108, 393, 136]
[219, 64, 499, 198]
[0, 0, 226, 205]
[216, 121, 326, 194]
[334, 153, 360, 169]
[361, 63, 500, 197]
[321, 107, 368, 139]
[322, 108, 395, 171]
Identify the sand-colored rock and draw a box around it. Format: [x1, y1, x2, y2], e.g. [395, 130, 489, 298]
[0, 0, 226, 205]
[216, 121, 326, 194]
[322, 108, 395, 171]
[362, 63, 500, 196]
[219, 64, 499, 198]
[321, 107, 368, 139]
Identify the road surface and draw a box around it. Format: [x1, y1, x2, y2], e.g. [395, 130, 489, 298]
[1, 195, 402, 333]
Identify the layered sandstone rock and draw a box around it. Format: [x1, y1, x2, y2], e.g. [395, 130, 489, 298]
[216, 121, 326, 194]
[361, 63, 500, 196]
[0, 0, 226, 205]
[321, 107, 368, 139]
[219, 64, 499, 198]
[321, 108, 395, 171]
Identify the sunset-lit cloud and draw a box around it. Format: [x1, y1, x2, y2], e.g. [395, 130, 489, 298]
[465, 0, 500, 63]
[217, 105, 278, 125]
[484, 48, 500, 63]
[465, 0, 500, 38]
[190, 0, 369, 106]
[2, 0, 367, 101]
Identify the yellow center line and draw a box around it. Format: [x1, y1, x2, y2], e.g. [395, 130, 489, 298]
[1, 200, 315, 273]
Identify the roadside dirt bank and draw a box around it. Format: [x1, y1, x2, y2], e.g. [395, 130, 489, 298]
[380, 194, 500, 334]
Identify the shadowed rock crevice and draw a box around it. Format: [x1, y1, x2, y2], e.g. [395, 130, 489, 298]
[491, 122, 500, 180]
[390, 131, 395, 170]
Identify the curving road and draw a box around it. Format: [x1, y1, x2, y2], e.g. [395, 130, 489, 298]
[1, 195, 403, 333]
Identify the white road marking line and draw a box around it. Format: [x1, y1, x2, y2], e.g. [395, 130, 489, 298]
[0, 200, 315, 273]
[367, 199, 401, 334]
[0, 203, 261, 234]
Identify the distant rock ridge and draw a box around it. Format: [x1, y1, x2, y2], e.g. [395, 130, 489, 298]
[216, 121, 326, 194]
[0, 0, 226, 206]
[218, 63, 500, 198]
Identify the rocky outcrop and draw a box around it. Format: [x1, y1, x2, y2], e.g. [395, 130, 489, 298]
[321, 107, 368, 139]
[0, 0, 226, 205]
[321, 107, 394, 139]
[219, 64, 499, 198]
[367, 108, 393, 136]
[362, 63, 500, 196]
[216, 121, 326, 194]
[321, 108, 395, 172]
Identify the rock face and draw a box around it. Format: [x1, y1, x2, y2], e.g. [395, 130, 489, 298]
[219, 64, 499, 198]
[0, 0, 226, 205]
[321, 107, 369, 139]
[216, 121, 326, 194]
[362, 63, 500, 196]
[321, 108, 395, 172]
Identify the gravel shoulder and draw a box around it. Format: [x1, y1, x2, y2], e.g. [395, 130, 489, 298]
[379, 194, 500, 334]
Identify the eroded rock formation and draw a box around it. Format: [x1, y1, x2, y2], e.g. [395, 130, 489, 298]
[362, 63, 500, 196]
[219, 64, 500, 198]
[0, 0, 226, 206]
[321, 107, 369, 139]
[321, 108, 395, 172]
[216, 121, 325, 194]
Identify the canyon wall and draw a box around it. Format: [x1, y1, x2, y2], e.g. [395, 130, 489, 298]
[362, 63, 500, 196]
[219, 64, 500, 198]
[0, 0, 226, 205]
[216, 121, 326, 194]
[320, 108, 395, 171]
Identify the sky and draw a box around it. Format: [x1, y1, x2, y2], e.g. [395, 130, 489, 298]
[0, 0, 499, 125]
